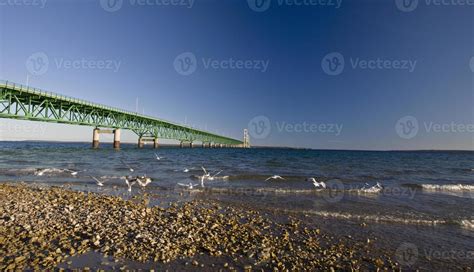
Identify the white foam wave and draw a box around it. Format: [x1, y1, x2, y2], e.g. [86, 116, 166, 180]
[272, 208, 473, 230]
[420, 184, 474, 191]
[307, 210, 447, 226]
[460, 220, 474, 230]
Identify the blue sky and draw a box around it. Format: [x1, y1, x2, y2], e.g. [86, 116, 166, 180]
[0, 0, 473, 150]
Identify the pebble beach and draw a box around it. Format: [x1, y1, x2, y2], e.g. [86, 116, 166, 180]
[0, 183, 399, 271]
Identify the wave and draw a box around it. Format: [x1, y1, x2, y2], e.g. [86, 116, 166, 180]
[275, 208, 474, 230]
[460, 220, 474, 230]
[419, 184, 474, 192]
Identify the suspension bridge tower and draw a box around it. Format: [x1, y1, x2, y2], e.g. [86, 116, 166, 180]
[243, 129, 250, 148]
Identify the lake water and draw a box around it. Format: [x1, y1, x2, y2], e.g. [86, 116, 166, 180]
[0, 141, 473, 269]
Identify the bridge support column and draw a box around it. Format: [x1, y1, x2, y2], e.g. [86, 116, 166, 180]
[202, 143, 205, 148]
[113, 129, 121, 149]
[190, 142, 193, 148]
[138, 137, 144, 148]
[180, 141, 183, 148]
[92, 128, 100, 149]
[153, 138, 159, 149]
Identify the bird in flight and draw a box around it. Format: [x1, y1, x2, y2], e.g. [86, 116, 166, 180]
[307, 177, 326, 189]
[120, 160, 135, 172]
[265, 175, 285, 181]
[91, 176, 105, 187]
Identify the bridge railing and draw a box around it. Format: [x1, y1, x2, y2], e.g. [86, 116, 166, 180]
[0, 80, 240, 143]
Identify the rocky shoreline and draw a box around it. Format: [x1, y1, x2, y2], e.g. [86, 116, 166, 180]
[0, 184, 398, 271]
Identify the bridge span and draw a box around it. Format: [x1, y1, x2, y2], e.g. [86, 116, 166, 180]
[0, 80, 244, 149]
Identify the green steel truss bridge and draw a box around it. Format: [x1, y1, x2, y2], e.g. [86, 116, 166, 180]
[0, 80, 243, 148]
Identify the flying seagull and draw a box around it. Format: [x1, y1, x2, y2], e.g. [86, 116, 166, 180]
[91, 176, 105, 187]
[65, 169, 80, 176]
[125, 177, 136, 192]
[178, 182, 199, 189]
[137, 175, 152, 187]
[265, 175, 285, 181]
[120, 160, 135, 172]
[154, 153, 164, 160]
[307, 178, 326, 189]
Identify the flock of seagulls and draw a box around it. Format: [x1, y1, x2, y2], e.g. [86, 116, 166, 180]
[265, 175, 327, 189]
[34, 153, 386, 194]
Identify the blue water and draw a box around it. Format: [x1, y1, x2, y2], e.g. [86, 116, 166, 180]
[1, 142, 473, 256]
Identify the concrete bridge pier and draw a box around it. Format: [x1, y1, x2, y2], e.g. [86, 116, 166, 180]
[113, 129, 121, 149]
[190, 142, 194, 148]
[153, 138, 159, 149]
[180, 141, 184, 148]
[138, 137, 145, 148]
[93, 128, 100, 149]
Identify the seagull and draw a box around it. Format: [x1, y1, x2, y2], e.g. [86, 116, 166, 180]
[178, 182, 199, 189]
[34, 168, 48, 176]
[91, 176, 105, 187]
[361, 182, 384, 193]
[125, 177, 136, 192]
[65, 169, 80, 176]
[201, 166, 209, 176]
[307, 178, 326, 188]
[265, 175, 285, 181]
[205, 170, 221, 181]
[137, 175, 152, 187]
[120, 160, 135, 172]
[154, 153, 164, 160]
